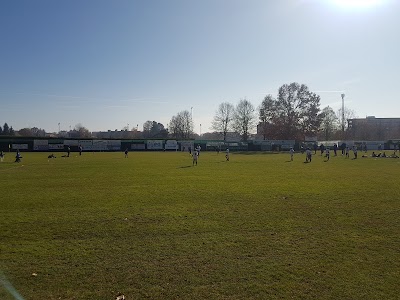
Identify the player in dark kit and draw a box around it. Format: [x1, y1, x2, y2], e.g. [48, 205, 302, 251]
[15, 150, 22, 163]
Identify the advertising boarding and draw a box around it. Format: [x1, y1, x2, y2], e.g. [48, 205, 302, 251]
[147, 140, 163, 150]
[48, 144, 64, 150]
[164, 140, 178, 150]
[179, 141, 194, 152]
[64, 140, 79, 146]
[92, 140, 108, 151]
[107, 140, 121, 151]
[78, 140, 93, 151]
[131, 144, 145, 150]
[33, 139, 49, 151]
[12, 144, 29, 150]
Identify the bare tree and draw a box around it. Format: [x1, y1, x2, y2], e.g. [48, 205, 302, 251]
[259, 83, 322, 140]
[142, 121, 153, 138]
[169, 110, 193, 139]
[1, 123, 10, 135]
[336, 107, 357, 130]
[69, 124, 91, 138]
[143, 121, 167, 138]
[320, 106, 339, 140]
[17, 127, 46, 137]
[233, 99, 256, 141]
[211, 102, 235, 141]
[258, 95, 275, 140]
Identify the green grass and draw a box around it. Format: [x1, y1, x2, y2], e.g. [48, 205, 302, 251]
[0, 151, 399, 299]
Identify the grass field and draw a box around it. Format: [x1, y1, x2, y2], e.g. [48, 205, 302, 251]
[0, 151, 399, 299]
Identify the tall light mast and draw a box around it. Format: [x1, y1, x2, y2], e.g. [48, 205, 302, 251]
[341, 93, 345, 135]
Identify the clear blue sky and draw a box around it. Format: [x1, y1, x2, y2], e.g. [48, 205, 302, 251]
[0, 0, 399, 134]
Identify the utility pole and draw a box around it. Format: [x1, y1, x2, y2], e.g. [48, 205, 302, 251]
[341, 93, 345, 137]
[191, 107, 193, 139]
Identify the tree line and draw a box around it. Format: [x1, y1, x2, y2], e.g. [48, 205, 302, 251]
[2, 82, 358, 141]
[0, 122, 48, 137]
[0, 123, 15, 136]
[207, 82, 357, 141]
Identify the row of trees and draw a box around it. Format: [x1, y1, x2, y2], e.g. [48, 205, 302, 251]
[0, 123, 15, 136]
[2, 82, 358, 141]
[319, 106, 356, 141]
[143, 121, 168, 138]
[1, 122, 52, 138]
[209, 83, 321, 141]
[209, 82, 357, 141]
[168, 96, 258, 141]
[17, 127, 46, 137]
[0, 122, 90, 138]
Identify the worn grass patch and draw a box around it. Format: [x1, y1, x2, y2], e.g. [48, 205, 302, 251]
[0, 151, 399, 299]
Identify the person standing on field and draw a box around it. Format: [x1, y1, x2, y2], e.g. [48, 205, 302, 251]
[290, 147, 294, 161]
[192, 149, 199, 166]
[313, 143, 318, 154]
[0, 151, 4, 162]
[15, 150, 22, 163]
[340, 143, 345, 155]
[124, 148, 129, 158]
[326, 147, 330, 161]
[225, 148, 230, 161]
[353, 145, 358, 159]
[306, 147, 312, 162]
[320, 143, 325, 156]
[196, 144, 201, 156]
[345, 146, 350, 158]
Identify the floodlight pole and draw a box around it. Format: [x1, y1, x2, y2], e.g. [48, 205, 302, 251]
[341, 93, 345, 137]
[58, 123, 60, 133]
[191, 107, 193, 138]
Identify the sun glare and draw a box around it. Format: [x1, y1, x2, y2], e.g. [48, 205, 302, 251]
[330, 0, 384, 9]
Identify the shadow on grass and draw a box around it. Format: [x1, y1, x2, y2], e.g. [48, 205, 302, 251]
[177, 165, 193, 169]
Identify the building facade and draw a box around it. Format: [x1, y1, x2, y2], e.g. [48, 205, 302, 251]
[348, 116, 400, 140]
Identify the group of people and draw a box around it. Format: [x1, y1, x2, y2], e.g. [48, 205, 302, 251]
[0, 150, 24, 163]
[369, 151, 399, 158]
[0, 144, 83, 163]
[292, 144, 400, 162]
[191, 145, 229, 166]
